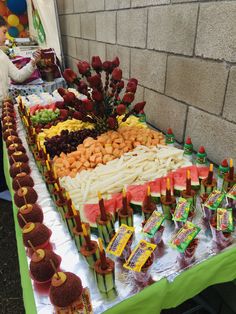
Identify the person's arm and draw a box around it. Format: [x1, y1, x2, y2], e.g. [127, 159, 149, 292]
[7, 50, 41, 83]
[8, 58, 35, 83]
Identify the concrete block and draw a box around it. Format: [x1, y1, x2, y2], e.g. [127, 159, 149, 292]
[172, 0, 197, 2]
[223, 67, 236, 123]
[89, 41, 106, 61]
[60, 14, 80, 37]
[65, 56, 79, 73]
[105, 0, 130, 10]
[62, 36, 77, 58]
[59, 15, 66, 35]
[131, 0, 170, 7]
[81, 13, 96, 40]
[166, 56, 228, 115]
[106, 44, 130, 79]
[144, 88, 187, 142]
[134, 85, 144, 103]
[196, 2, 236, 62]
[57, 0, 74, 14]
[87, 0, 104, 12]
[186, 107, 236, 165]
[73, 0, 87, 13]
[131, 49, 167, 93]
[76, 39, 89, 61]
[96, 12, 116, 44]
[117, 9, 147, 48]
[148, 4, 198, 55]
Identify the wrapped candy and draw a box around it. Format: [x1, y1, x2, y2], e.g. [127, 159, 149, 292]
[143, 211, 165, 245]
[124, 240, 156, 285]
[106, 224, 134, 261]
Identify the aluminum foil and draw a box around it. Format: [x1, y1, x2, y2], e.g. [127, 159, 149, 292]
[14, 106, 236, 314]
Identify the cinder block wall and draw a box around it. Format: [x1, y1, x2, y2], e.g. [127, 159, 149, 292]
[56, 0, 236, 165]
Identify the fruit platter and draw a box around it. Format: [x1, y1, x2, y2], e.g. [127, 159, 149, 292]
[2, 56, 236, 314]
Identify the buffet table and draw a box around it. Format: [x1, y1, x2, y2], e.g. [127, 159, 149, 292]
[3, 138, 236, 314]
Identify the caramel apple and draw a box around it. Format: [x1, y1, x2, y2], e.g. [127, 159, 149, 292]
[9, 151, 29, 165]
[12, 173, 34, 191]
[49, 272, 83, 308]
[7, 143, 26, 156]
[22, 222, 51, 248]
[2, 123, 17, 132]
[2, 102, 14, 110]
[3, 129, 18, 141]
[9, 162, 30, 178]
[30, 249, 61, 283]
[17, 204, 43, 228]
[6, 135, 22, 147]
[14, 187, 38, 207]
[2, 106, 14, 113]
[2, 116, 15, 125]
[2, 111, 15, 120]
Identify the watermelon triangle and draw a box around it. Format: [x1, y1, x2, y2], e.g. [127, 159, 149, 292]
[173, 165, 200, 190]
[197, 166, 209, 180]
[149, 178, 161, 197]
[128, 184, 148, 205]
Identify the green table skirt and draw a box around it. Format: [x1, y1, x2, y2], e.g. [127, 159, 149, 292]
[3, 140, 236, 314]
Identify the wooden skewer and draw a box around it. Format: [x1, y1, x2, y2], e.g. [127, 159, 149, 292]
[16, 179, 21, 190]
[19, 213, 27, 225]
[27, 240, 39, 255]
[49, 259, 60, 280]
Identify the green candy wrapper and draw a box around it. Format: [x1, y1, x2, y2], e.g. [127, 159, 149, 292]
[170, 221, 201, 253]
[173, 198, 191, 223]
[217, 208, 234, 232]
[226, 184, 236, 200]
[143, 211, 165, 238]
[204, 190, 225, 210]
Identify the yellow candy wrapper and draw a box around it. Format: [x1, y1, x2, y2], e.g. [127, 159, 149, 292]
[106, 224, 134, 257]
[123, 240, 156, 272]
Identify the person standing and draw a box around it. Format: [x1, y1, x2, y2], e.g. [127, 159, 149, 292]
[0, 15, 41, 198]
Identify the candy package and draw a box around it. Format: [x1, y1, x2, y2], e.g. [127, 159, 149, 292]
[143, 211, 165, 238]
[216, 208, 234, 232]
[123, 240, 156, 272]
[106, 224, 134, 258]
[170, 221, 201, 253]
[173, 198, 191, 222]
[204, 190, 225, 210]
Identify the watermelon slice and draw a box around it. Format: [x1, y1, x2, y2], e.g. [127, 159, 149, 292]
[197, 166, 209, 180]
[82, 198, 117, 228]
[127, 184, 148, 212]
[173, 165, 200, 195]
[149, 178, 161, 203]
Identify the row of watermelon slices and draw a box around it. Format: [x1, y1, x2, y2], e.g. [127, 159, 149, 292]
[83, 165, 209, 227]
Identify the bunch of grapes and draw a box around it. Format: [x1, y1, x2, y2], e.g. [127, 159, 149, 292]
[45, 128, 99, 158]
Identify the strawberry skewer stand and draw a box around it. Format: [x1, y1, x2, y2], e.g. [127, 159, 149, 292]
[117, 187, 133, 227]
[161, 178, 176, 220]
[181, 169, 197, 208]
[96, 192, 115, 246]
[94, 238, 115, 293]
[223, 159, 236, 192]
[72, 204, 91, 252]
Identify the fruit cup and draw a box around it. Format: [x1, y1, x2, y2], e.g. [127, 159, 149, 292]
[132, 254, 154, 285]
[177, 238, 199, 267]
